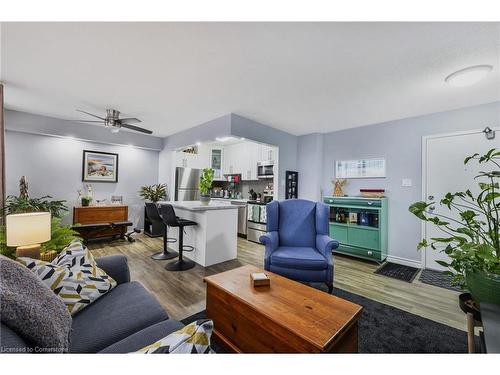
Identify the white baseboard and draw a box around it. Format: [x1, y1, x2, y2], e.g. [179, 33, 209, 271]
[386, 255, 422, 269]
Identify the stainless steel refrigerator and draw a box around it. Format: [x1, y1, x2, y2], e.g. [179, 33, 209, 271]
[175, 167, 201, 201]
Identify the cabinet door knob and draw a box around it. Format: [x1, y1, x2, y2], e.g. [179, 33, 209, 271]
[367, 251, 373, 256]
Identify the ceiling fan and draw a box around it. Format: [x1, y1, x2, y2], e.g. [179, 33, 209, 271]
[74, 109, 153, 134]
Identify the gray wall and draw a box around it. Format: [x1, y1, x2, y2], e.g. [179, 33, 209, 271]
[297, 133, 323, 201]
[158, 139, 173, 199]
[311, 101, 500, 265]
[230, 114, 298, 200]
[5, 130, 159, 228]
[163, 114, 232, 150]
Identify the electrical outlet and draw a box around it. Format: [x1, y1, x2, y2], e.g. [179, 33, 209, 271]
[402, 178, 412, 187]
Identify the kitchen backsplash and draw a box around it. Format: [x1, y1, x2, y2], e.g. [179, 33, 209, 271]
[240, 180, 270, 199]
[212, 179, 270, 200]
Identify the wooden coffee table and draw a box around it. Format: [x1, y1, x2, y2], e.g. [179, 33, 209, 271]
[204, 265, 363, 353]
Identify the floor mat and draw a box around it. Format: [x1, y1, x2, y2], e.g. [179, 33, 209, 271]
[182, 285, 471, 353]
[419, 268, 464, 292]
[374, 262, 419, 282]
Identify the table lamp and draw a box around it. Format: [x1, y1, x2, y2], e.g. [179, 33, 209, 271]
[6, 212, 51, 259]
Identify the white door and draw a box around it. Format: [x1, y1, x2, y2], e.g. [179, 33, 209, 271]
[423, 129, 499, 270]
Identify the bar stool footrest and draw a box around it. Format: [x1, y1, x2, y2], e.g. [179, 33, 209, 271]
[182, 245, 194, 252]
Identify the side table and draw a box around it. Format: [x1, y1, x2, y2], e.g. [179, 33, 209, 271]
[459, 293, 483, 353]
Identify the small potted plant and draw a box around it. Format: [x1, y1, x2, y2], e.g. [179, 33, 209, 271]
[199, 168, 215, 205]
[409, 148, 500, 305]
[81, 196, 92, 207]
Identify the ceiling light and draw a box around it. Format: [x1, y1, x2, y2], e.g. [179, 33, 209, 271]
[445, 65, 493, 87]
[215, 136, 239, 142]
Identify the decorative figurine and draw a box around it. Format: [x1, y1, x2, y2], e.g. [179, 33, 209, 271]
[77, 189, 83, 205]
[333, 179, 347, 197]
[19, 176, 29, 199]
[86, 184, 94, 200]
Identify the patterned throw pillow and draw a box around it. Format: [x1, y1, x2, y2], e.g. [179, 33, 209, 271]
[18, 240, 116, 315]
[137, 320, 214, 354]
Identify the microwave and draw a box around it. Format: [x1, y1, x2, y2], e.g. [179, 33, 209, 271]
[257, 161, 274, 179]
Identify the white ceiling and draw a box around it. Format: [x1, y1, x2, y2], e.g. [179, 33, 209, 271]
[1, 22, 499, 137]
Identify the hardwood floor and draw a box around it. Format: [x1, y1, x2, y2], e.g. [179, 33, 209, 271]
[89, 234, 466, 331]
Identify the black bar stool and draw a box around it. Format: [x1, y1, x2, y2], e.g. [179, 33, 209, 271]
[145, 203, 178, 260]
[160, 204, 198, 271]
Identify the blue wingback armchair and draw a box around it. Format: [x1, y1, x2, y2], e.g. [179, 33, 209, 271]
[259, 199, 339, 293]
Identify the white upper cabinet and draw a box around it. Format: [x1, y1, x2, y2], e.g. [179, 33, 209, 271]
[174, 144, 211, 170]
[174, 140, 264, 181]
[258, 144, 274, 162]
[223, 145, 234, 175]
[243, 142, 259, 180]
[210, 147, 225, 180]
[223, 141, 260, 181]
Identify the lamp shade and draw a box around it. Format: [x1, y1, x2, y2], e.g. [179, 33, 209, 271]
[6, 212, 51, 247]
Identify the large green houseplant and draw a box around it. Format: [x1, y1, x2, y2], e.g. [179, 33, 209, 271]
[1, 176, 68, 218]
[409, 148, 500, 304]
[199, 168, 215, 205]
[139, 184, 167, 202]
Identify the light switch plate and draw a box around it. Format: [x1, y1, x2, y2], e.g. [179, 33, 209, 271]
[402, 178, 412, 187]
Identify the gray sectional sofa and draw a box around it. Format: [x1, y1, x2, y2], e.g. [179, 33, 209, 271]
[1, 254, 185, 353]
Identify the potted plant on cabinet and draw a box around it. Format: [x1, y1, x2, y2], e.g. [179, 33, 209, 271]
[409, 148, 500, 305]
[199, 168, 215, 205]
[139, 183, 167, 237]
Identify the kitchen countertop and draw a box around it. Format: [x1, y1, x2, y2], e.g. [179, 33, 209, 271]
[158, 200, 240, 211]
[211, 197, 249, 204]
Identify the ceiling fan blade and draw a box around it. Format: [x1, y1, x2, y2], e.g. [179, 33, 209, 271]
[120, 123, 153, 134]
[120, 117, 142, 124]
[76, 109, 106, 120]
[70, 120, 104, 123]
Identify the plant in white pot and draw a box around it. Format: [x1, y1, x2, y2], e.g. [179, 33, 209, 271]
[199, 168, 214, 205]
[409, 148, 500, 305]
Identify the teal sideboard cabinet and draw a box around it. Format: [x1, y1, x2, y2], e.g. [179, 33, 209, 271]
[323, 196, 388, 262]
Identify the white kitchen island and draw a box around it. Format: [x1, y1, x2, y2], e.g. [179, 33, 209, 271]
[157, 200, 239, 267]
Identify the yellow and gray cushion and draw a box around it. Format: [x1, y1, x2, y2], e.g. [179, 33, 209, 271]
[18, 240, 116, 315]
[137, 320, 214, 354]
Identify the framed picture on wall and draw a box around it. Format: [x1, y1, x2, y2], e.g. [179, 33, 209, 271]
[335, 157, 386, 179]
[82, 150, 119, 182]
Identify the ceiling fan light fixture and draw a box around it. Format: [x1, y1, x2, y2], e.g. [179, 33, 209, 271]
[445, 65, 493, 87]
[75, 108, 151, 134]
